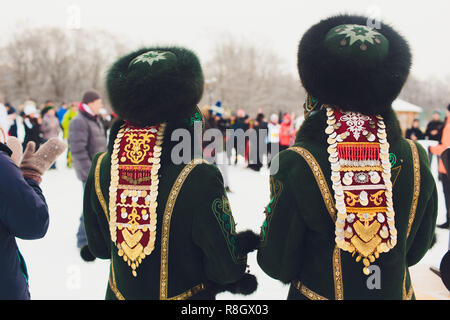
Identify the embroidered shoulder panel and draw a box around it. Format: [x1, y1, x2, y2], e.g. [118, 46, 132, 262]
[260, 176, 283, 244]
[109, 122, 166, 278]
[211, 195, 245, 264]
[324, 107, 397, 276]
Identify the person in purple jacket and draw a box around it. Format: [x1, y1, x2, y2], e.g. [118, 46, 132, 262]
[0, 136, 65, 299]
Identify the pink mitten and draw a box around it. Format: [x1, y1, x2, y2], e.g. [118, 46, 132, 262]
[5, 136, 23, 166]
[20, 138, 67, 184]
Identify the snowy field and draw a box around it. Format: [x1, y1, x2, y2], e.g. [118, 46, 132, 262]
[15, 133, 450, 300]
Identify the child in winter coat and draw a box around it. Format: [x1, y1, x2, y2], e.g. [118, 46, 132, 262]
[0, 137, 65, 299]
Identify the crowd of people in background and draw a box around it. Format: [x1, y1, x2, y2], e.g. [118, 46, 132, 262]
[4, 97, 450, 178]
[0, 98, 116, 168]
[3, 98, 450, 171]
[201, 101, 298, 173]
[406, 109, 445, 143]
[403, 105, 450, 229]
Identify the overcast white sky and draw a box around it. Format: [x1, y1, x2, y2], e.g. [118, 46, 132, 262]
[1, 0, 449, 81]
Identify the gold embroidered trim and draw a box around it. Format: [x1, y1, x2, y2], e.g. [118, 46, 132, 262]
[292, 280, 328, 300]
[333, 245, 344, 300]
[109, 255, 125, 300]
[288, 146, 336, 221]
[94, 152, 109, 223]
[402, 268, 414, 300]
[391, 165, 402, 187]
[406, 140, 420, 238]
[288, 146, 344, 300]
[94, 152, 125, 300]
[159, 159, 206, 300]
[340, 166, 383, 172]
[402, 140, 420, 300]
[345, 207, 387, 213]
[167, 283, 206, 300]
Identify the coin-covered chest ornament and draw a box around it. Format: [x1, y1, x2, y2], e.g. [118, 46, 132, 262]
[109, 122, 166, 277]
[325, 107, 396, 275]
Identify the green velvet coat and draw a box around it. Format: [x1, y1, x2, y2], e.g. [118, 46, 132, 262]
[257, 109, 438, 300]
[83, 121, 247, 300]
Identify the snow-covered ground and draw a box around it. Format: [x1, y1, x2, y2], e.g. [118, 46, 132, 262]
[15, 137, 450, 300]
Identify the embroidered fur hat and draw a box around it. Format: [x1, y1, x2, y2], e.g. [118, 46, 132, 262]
[106, 46, 204, 126]
[297, 14, 412, 115]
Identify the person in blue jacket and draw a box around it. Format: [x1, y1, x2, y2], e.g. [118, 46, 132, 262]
[0, 136, 65, 299]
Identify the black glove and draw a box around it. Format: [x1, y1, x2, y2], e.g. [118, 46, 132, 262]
[236, 229, 260, 257]
[203, 230, 260, 298]
[440, 250, 450, 291]
[206, 273, 258, 297]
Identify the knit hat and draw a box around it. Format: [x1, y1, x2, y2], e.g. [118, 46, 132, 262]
[270, 114, 278, 123]
[23, 101, 37, 116]
[82, 90, 101, 105]
[433, 109, 441, 115]
[298, 14, 411, 115]
[106, 46, 204, 126]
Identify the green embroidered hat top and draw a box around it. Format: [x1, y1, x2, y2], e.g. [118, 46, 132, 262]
[107, 46, 204, 127]
[128, 50, 179, 75]
[324, 24, 389, 64]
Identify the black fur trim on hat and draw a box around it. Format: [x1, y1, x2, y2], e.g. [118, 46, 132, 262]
[298, 14, 412, 115]
[106, 46, 204, 126]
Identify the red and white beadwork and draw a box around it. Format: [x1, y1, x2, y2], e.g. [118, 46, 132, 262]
[325, 107, 397, 275]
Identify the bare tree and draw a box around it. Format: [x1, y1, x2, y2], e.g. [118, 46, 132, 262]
[201, 35, 305, 116]
[400, 75, 450, 119]
[0, 26, 127, 108]
[1, 26, 41, 100]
